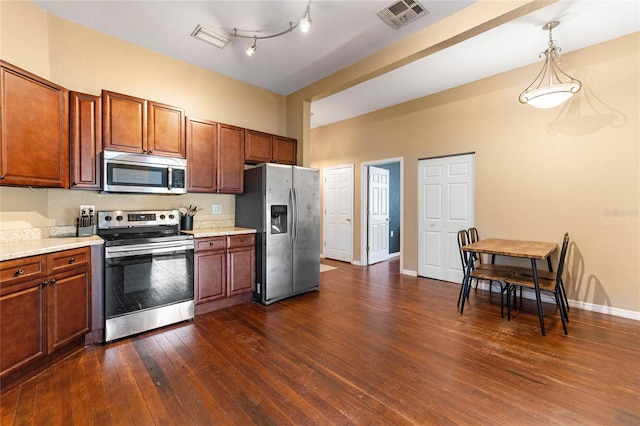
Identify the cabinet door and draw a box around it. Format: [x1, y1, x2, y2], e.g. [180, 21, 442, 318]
[0, 61, 69, 188]
[245, 130, 272, 164]
[102, 90, 147, 153]
[227, 234, 255, 296]
[47, 268, 91, 353]
[186, 117, 217, 193]
[70, 91, 102, 189]
[147, 101, 185, 158]
[272, 136, 297, 165]
[0, 282, 46, 379]
[217, 124, 245, 194]
[195, 249, 227, 304]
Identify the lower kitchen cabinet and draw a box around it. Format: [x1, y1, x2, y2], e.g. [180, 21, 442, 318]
[0, 247, 91, 391]
[194, 234, 255, 315]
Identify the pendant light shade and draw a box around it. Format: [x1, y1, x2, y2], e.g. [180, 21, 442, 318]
[519, 21, 582, 109]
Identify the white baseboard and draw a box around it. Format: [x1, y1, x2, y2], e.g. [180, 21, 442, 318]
[474, 281, 640, 321]
[402, 269, 417, 277]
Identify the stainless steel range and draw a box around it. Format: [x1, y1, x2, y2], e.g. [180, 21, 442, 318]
[98, 210, 194, 342]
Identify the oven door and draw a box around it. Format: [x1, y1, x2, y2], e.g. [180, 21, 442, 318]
[104, 241, 194, 341]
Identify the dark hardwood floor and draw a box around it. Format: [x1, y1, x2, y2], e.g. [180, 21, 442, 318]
[2, 258, 639, 425]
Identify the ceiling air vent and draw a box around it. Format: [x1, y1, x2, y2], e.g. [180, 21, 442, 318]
[377, 0, 429, 29]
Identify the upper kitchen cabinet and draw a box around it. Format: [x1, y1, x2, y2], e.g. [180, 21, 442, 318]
[217, 123, 245, 194]
[70, 91, 102, 190]
[0, 61, 69, 188]
[186, 117, 217, 193]
[244, 130, 297, 166]
[186, 118, 244, 194]
[272, 135, 297, 165]
[245, 130, 273, 164]
[102, 90, 185, 158]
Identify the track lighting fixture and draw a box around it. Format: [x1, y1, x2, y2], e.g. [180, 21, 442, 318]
[246, 37, 257, 56]
[519, 21, 582, 109]
[231, 1, 312, 57]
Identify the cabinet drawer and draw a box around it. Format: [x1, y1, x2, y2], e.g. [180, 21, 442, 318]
[48, 247, 90, 275]
[228, 234, 255, 249]
[195, 237, 226, 252]
[0, 255, 47, 288]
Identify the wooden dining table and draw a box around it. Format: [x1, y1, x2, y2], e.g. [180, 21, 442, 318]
[460, 238, 558, 335]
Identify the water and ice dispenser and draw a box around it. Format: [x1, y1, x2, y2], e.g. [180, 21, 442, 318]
[270, 205, 287, 234]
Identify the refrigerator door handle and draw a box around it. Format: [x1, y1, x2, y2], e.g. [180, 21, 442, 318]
[292, 187, 298, 242]
[289, 188, 295, 243]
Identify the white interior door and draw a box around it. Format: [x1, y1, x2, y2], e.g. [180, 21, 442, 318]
[418, 154, 474, 282]
[368, 166, 389, 264]
[323, 165, 353, 262]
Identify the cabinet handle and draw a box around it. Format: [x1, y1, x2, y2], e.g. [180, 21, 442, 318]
[15, 268, 24, 276]
[0, 175, 5, 179]
[240, 239, 245, 243]
[148, 150, 152, 154]
[43, 280, 49, 286]
[50, 278, 56, 284]
[69, 257, 76, 264]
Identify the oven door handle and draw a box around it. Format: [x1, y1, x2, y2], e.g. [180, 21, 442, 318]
[105, 241, 194, 258]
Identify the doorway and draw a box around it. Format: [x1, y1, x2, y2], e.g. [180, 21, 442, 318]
[361, 158, 403, 267]
[417, 153, 475, 282]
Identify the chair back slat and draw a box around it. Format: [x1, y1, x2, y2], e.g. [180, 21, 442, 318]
[457, 229, 470, 268]
[555, 232, 570, 284]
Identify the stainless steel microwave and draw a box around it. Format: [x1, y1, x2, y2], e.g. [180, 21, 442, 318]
[102, 150, 187, 194]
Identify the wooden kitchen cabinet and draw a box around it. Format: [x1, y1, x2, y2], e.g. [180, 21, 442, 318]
[245, 129, 273, 164]
[272, 135, 297, 165]
[217, 123, 245, 194]
[102, 90, 185, 158]
[0, 247, 91, 390]
[186, 118, 244, 194]
[194, 234, 255, 315]
[70, 91, 102, 189]
[244, 129, 297, 165]
[194, 237, 226, 304]
[0, 60, 69, 188]
[227, 234, 255, 296]
[186, 117, 217, 193]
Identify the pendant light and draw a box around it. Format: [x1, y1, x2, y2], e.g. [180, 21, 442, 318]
[519, 21, 582, 109]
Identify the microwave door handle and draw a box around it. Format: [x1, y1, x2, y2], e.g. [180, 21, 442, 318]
[167, 166, 173, 190]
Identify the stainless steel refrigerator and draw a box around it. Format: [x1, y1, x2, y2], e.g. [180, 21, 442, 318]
[235, 163, 320, 305]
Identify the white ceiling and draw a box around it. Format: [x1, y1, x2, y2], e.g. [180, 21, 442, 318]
[33, 1, 639, 129]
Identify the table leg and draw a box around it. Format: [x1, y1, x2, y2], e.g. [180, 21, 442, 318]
[531, 258, 546, 336]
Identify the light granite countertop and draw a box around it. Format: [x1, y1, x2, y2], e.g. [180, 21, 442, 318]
[0, 236, 104, 262]
[183, 227, 256, 238]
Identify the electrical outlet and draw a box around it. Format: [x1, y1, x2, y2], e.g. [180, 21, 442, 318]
[390, 230, 394, 237]
[212, 204, 222, 214]
[80, 205, 95, 216]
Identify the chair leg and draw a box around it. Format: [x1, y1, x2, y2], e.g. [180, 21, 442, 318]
[506, 285, 512, 321]
[555, 290, 568, 334]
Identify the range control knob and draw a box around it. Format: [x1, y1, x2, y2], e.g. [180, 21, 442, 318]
[105, 216, 112, 222]
[116, 215, 124, 221]
[168, 214, 175, 219]
[160, 214, 166, 220]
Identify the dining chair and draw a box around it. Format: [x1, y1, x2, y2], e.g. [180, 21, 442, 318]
[457, 229, 511, 317]
[506, 232, 570, 335]
[456, 229, 472, 307]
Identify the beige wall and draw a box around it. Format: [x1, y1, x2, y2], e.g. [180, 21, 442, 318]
[0, 1, 287, 228]
[309, 33, 640, 314]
